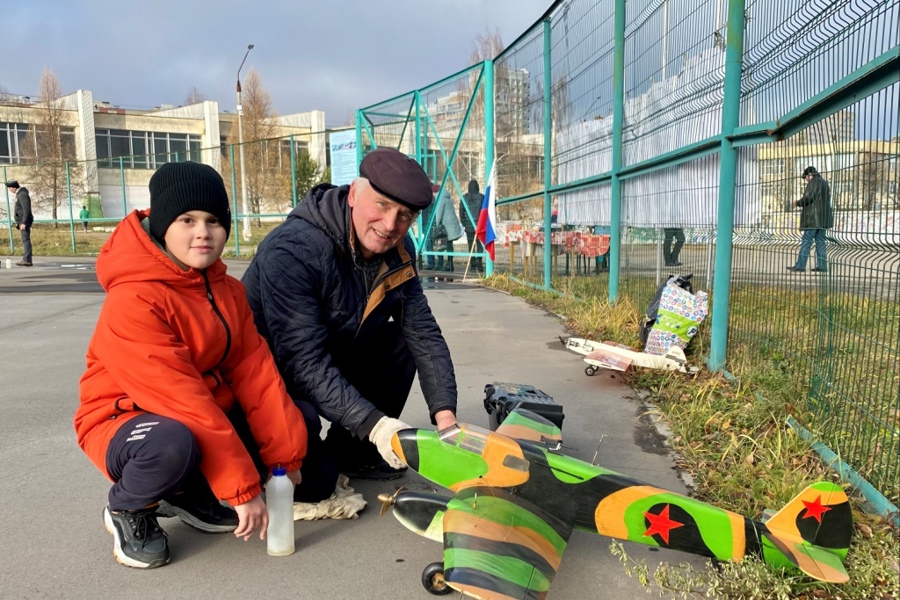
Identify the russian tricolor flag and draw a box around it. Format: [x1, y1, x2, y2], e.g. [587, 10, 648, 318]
[475, 164, 496, 260]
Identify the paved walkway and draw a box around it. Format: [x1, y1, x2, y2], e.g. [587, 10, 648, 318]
[0, 258, 696, 600]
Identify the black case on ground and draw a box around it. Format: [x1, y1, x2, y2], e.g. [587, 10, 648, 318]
[483, 382, 565, 431]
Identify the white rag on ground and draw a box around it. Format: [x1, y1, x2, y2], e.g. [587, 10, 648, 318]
[292, 475, 367, 520]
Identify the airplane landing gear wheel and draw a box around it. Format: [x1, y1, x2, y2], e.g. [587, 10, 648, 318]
[422, 562, 453, 595]
[585, 365, 597, 376]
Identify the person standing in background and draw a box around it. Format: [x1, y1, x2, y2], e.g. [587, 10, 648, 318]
[787, 166, 833, 273]
[6, 180, 34, 266]
[432, 184, 462, 272]
[80, 205, 90, 232]
[461, 179, 484, 271]
[663, 227, 685, 267]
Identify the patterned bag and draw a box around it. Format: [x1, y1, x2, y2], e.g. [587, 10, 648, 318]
[644, 281, 709, 356]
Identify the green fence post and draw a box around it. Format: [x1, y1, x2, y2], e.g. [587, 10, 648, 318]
[414, 91, 424, 255]
[413, 91, 419, 161]
[485, 58, 494, 277]
[3, 166, 13, 253]
[290, 134, 297, 207]
[542, 17, 553, 290]
[709, 0, 748, 371]
[355, 109, 363, 166]
[66, 162, 76, 252]
[119, 157, 127, 218]
[609, 0, 626, 302]
[230, 145, 240, 255]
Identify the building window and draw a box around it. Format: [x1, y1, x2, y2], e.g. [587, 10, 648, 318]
[2, 122, 77, 164]
[759, 159, 783, 176]
[131, 132, 149, 168]
[0, 122, 29, 164]
[96, 129, 202, 169]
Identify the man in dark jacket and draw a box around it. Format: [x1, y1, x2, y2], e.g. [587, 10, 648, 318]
[788, 166, 833, 273]
[243, 148, 458, 503]
[6, 180, 34, 266]
[460, 179, 485, 270]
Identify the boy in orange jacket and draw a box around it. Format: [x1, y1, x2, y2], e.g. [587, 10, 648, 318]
[75, 162, 308, 568]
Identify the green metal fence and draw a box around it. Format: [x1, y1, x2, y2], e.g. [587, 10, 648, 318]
[2, 131, 326, 256]
[358, 0, 899, 510]
[357, 63, 493, 273]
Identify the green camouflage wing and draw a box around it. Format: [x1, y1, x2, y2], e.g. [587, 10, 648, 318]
[442, 485, 573, 600]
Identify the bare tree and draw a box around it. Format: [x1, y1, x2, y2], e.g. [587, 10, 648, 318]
[464, 27, 505, 141]
[221, 68, 292, 217]
[856, 151, 891, 211]
[184, 86, 207, 105]
[466, 28, 542, 205]
[470, 27, 505, 63]
[23, 67, 83, 225]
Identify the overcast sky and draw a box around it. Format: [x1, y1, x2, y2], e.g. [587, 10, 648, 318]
[1, 0, 552, 128]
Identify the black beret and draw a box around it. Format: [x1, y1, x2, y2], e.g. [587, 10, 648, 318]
[359, 148, 433, 210]
[5, 180, 19, 189]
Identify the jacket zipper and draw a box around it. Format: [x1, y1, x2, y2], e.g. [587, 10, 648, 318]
[203, 271, 232, 369]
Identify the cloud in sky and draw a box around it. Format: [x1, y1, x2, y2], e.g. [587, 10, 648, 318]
[1, 0, 552, 127]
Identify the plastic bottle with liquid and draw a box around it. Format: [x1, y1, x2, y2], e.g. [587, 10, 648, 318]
[266, 466, 295, 556]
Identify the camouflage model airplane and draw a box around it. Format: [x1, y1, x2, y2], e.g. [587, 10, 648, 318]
[379, 409, 852, 599]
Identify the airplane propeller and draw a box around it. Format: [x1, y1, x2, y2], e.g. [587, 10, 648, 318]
[377, 486, 406, 517]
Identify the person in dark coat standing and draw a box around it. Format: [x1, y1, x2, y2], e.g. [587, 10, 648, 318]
[242, 148, 458, 503]
[461, 179, 485, 270]
[6, 180, 34, 266]
[787, 166, 833, 273]
[663, 227, 685, 267]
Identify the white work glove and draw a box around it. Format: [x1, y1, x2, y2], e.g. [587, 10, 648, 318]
[368, 416, 411, 469]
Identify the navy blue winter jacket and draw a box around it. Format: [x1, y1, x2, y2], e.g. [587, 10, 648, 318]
[242, 184, 457, 438]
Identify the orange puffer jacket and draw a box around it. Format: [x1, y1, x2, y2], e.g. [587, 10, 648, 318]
[75, 210, 307, 506]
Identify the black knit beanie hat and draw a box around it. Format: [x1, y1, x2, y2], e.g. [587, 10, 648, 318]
[148, 161, 232, 241]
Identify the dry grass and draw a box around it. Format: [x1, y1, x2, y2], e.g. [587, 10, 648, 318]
[484, 273, 899, 600]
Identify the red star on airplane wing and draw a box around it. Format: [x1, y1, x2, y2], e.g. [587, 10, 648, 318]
[801, 495, 832, 523]
[644, 505, 684, 544]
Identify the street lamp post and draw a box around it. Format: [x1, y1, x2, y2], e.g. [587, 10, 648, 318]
[236, 44, 254, 241]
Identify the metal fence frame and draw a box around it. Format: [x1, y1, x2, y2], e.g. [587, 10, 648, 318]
[357, 0, 899, 516]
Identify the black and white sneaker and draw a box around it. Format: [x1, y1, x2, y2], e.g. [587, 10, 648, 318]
[157, 494, 238, 533]
[104, 505, 170, 569]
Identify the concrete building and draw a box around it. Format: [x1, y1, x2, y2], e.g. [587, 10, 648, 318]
[1, 90, 325, 219]
[757, 139, 899, 213]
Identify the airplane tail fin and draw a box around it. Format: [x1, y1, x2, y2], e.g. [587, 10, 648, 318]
[760, 482, 852, 583]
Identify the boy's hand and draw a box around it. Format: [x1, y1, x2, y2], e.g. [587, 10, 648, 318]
[234, 495, 268, 541]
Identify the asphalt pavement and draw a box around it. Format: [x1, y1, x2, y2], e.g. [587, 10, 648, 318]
[0, 257, 700, 600]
